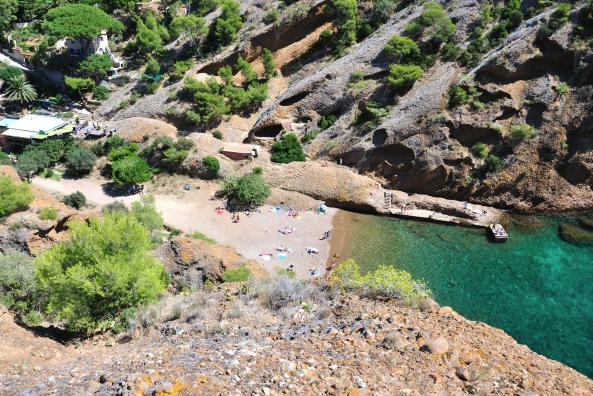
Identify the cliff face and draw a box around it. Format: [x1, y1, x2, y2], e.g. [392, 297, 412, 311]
[2, 286, 592, 395]
[248, 1, 593, 212]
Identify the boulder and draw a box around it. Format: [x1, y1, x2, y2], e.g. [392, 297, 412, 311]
[424, 336, 449, 355]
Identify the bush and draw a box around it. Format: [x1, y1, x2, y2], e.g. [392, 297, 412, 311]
[66, 147, 97, 176]
[0, 250, 41, 315]
[262, 48, 277, 80]
[271, 133, 306, 163]
[222, 266, 251, 282]
[245, 275, 320, 310]
[76, 54, 112, 79]
[103, 135, 125, 154]
[191, 231, 217, 244]
[318, 114, 337, 130]
[34, 212, 169, 333]
[102, 200, 128, 214]
[449, 85, 469, 107]
[107, 143, 140, 162]
[471, 143, 490, 159]
[555, 82, 569, 95]
[384, 35, 420, 64]
[327, 0, 358, 53]
[38, 207, 58, 220]
[93, 84, 110, 100]
[0, 176, 34, 218]
[330, 259, 431, 305]
[112, 155, 152, 186]
[208, 0, 243, 48]
[510, 123, 537, 141]
[386, 64, 423, 90]
[202, 155, 220, 178]
[405, 2, 455, 44]
[221, 173, 271, 208]
[482, 155, 503, 175]
[213, 130, 223, 140]
[63, 191, 86, 209]
[131, 195, 164, 245]
[263, 9, 280, 24]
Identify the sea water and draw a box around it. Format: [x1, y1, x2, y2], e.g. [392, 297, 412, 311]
[337, 212, 593, 377]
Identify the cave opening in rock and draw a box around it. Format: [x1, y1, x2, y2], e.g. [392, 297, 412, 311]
[252, 124, 284, 138]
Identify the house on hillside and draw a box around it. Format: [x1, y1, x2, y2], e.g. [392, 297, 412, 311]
[221, 143, 259, 161]
[55, 30, 125, 71]
[0, 114, 73, 148]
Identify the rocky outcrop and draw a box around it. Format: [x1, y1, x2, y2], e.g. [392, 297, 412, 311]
[155, 236, 266, 288]
[3, 290, 592, 394]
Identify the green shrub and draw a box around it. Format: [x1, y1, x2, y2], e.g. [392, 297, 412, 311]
[510, 123, 537, 141]
[66, 147, 97, 176]
[384, 35, 420, 64]
[263, 9, 280, 24]
[349, 70, 364, 82]
[0, 250, 41, 315]
[275, 268, 296, 278]
[471, 143, 490, 159]
[318, 114, 337, 130]
[191, 231, 217, 244]
[327, 0, 358, 53]
[111, 155, 152, 186]
[107, 143, 140, 162]
[63, 191, 86, 209]
[449, 85, 469, 107]
[202, 155, 220, 177]
[0, 176, 34, 218]
[482, 155, 503, 175]
[38, 207, 58, 220]
[77, 54, 112, 79]
[252, 166, 263, 175]
[213, 130, 223, 140]
[131, 195, 164, 245]
[208, 0, 243, 49]
[34, 212, 169, 333]
[93, 84, 110, 100]
[405, 2, 455, 44]
[169, 59, 194, 81]
[221, 173, 271, 208]
[102, 201, 128, 214]
[555, 82, 569, 95]
[22, 310, 44, 327]
[330, 259, 431, 306]
[386, 64, 423, 89]
[103, 135, 125, 154]
[262, 48, 277, 79]
[271, 133, 306, 163]
[222, 266, 251, 282]
[353, 101, 388, 126]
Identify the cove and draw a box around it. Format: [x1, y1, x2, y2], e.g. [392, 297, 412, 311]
[334, 211, 593, 377]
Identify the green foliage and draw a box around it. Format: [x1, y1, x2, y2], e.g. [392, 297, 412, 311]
[237, 56, 258, 85]
[575, 0, 593, 40]
[77, 54, 112, 80]
[449, 85, 469, 107]
[131, 195, 164, 245]
[66, 147, 96, 176]
[112, 155, 152, 186]
[184, 77, 230, 125]
[191, 231, 217, 244]
[213, 130, 223, 140]
[349, 70, 364, 82]
[102, 200, 128, 214]
[0, 176, 34, 218]
[93, 84, 110, 100]
[384, 35, 420, 64]
[63, 191, 86, 209]
[262, 48, 277, 79]
[510, 123, 537, 141]
[65, 76, 95, 96]
[0, 0, 18, 34]
[555, 82, 569, 95]
[43, 4, 123, 39]
[222, 266, 251, 282]
[1, 73, 37, 103]
[263, 9, 280, 24]
[328, 0, 358, 53]
[134, 17, 163, 57]
[107, 143, 140, 162]
[209, 0, 243, 49]
[17, 150, 50, 176]
[0, 250, 42, 316]
[34, 212, 168, 333]
[202, 155, 220, 177]
[170, 14, 207, 50]
[169, 59, 194, 81]
[38, 207, 58, 220]
[271, 133, 306, 163]
[471, 143, 490, 159]
[221, 173, 271, 208]
[145, 55, 160, 76]
[354, 101, 388, 126]
[405, 2, 455, 44]
[103, 135, 125, 154]
[318, 114, 337, 130]
[26, 138, 73, 164]
[330, 259, 431, 305]
[386, 64, 423, 89]
[482, 155, 503, 175]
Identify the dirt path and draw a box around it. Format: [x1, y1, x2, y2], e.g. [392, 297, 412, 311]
[32, 177, 336, 279]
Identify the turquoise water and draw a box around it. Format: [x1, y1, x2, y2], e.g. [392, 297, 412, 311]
[338, 212, 593, 377]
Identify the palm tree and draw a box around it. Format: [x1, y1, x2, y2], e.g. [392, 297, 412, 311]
[2, 74, 37, 104]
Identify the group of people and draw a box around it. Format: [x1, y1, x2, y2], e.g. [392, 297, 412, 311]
[231, 213, 241, 223]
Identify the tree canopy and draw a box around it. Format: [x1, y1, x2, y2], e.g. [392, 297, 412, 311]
[271, 133, 306, 163]
[111, 154, 152, 185]
[34, 212, 168, 333]
[0, 176, 34, 218]
[43, 4, 123, 40]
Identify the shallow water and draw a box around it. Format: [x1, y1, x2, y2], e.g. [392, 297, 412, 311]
[337, 212, 593, 377]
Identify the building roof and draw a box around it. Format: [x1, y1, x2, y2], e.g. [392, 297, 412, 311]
[222, 143, 257, 154]
[0, 118, 18, 128]
[8, 114, 67, 133]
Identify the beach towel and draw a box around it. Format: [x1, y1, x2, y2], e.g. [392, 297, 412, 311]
[258, 253, 272, 261]
[277, 252, 288, 259]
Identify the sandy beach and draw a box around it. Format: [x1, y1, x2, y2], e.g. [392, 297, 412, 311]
[33, 176, 337, 279]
